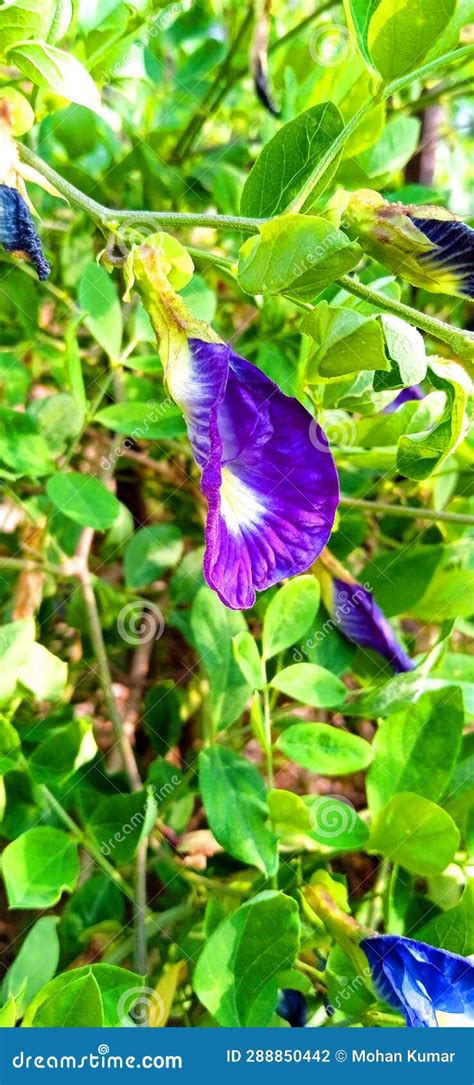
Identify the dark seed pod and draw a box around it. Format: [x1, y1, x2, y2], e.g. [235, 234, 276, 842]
[0, 183, 50, 280]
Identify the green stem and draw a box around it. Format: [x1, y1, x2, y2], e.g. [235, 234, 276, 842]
[339, 496, 474, 525]
[0, 556, 72, 577]
[337, 275, 474, 364]
[262, 685, 274, 790]
[18, 145, 263, 233]
[385, 44, 474, 98]
[40, 785, 136, 902]
[103, 902, 195, 965]
[390, 76, 474, 113]
[174, 8, 254, 162]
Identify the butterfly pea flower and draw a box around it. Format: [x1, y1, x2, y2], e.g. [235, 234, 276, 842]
[170, 338, 339, 609]
[362, 935, 474, 1028]
[0, 184, 50, 280]
[276, 988, 307, 1027]
[383, 384, 424, 413]
[125, 233, 339, 610]
[338, 189, 474, 300]
[316, 558, 413, 672]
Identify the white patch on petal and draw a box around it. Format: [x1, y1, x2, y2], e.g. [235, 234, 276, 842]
[436, 1010, 473, 1027]
[220, 467, 265, 534]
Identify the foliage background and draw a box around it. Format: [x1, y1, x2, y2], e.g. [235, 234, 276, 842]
[0, 0, 473, 1028]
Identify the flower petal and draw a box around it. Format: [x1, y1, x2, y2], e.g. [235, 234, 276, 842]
[362, 935, 474, 1029]
[183, 340, 339, 610]
[0, 183, 50, 280]
[333, 578, 413, 672]
[409, 214, 474, 300]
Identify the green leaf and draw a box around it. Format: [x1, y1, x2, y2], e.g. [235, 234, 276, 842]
[0, 620, 35, 704]
[2, 827, 79, 909]
[199, 746, 278, 876]
[29, 719, 97, 785]
[87, 790, 150, 864]
[0, 720, 21, 773]
[374, 313, 427, 391]
[241, 103, 344, 217]
[17, 642, 68, 701]
[367, 0, 456, 79]
[238, 215, 361, 301]
[357, 115, 421, 178]
[232, 631, 264, 690]
[1, 916, 59, 1014]
[59, 874, 125, 964]
[262, 576, 320, 660]
[302, 303, 389, 380]
[0, 86, 34, 135]
[194, 891, 300, 1026]
[124, 524, 183, 588]
[276, 722, 373, 774]
[143, 681, 182, 755]
[95, 400, 186, 439]
[269, 789, 369, 851]
[415, 879, 474, 955]
[22, 964, 143, 1027]
[0, 0, 58, 53]
[0, 407, 54, 478]
[271, 663, 346, 708]
[0, 998, 16, 1026]
[308, 796, 370, 850]
[8, 42, 102, 113]
[47, 472, 121, 530]
[369, 792, 460, 875]
[367, 688, 464, 815]
[78, 262, 122, 360]
[29, 393, 84, 457]
[397, 359, 471, 481]
[343, 0, 381, 64]
[27, 971, 103, 1027]
[190, 587, 252, 731]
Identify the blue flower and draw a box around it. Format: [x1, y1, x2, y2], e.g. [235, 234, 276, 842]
[361, 935, 474, 1028]
[340, 190, 474, 300]
[383, 385, 424, 413]
[276, 989, 307, 1027]
[167, 338, 339, 610]
[0, 183, 50, 280]
[332, 578, 413, 673]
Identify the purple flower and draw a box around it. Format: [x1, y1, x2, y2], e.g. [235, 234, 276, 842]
[340, 190, 474, 299]
[333, 578, 413, 672]
[362, 935, 474, 1028]
[383, 385, 424, 413]
[0, 184, 50, 280]
[169, 339, 339, 609]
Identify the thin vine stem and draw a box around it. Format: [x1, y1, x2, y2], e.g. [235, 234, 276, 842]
[40, 785, 136, 903]
[337, 276, 474, 364]
[338, 496, 474, 525]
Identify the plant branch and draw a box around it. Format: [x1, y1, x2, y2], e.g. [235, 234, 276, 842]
[40, 785, 136, 902]
[339, 496, 474, 525]
[337, 276, 474, 364]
